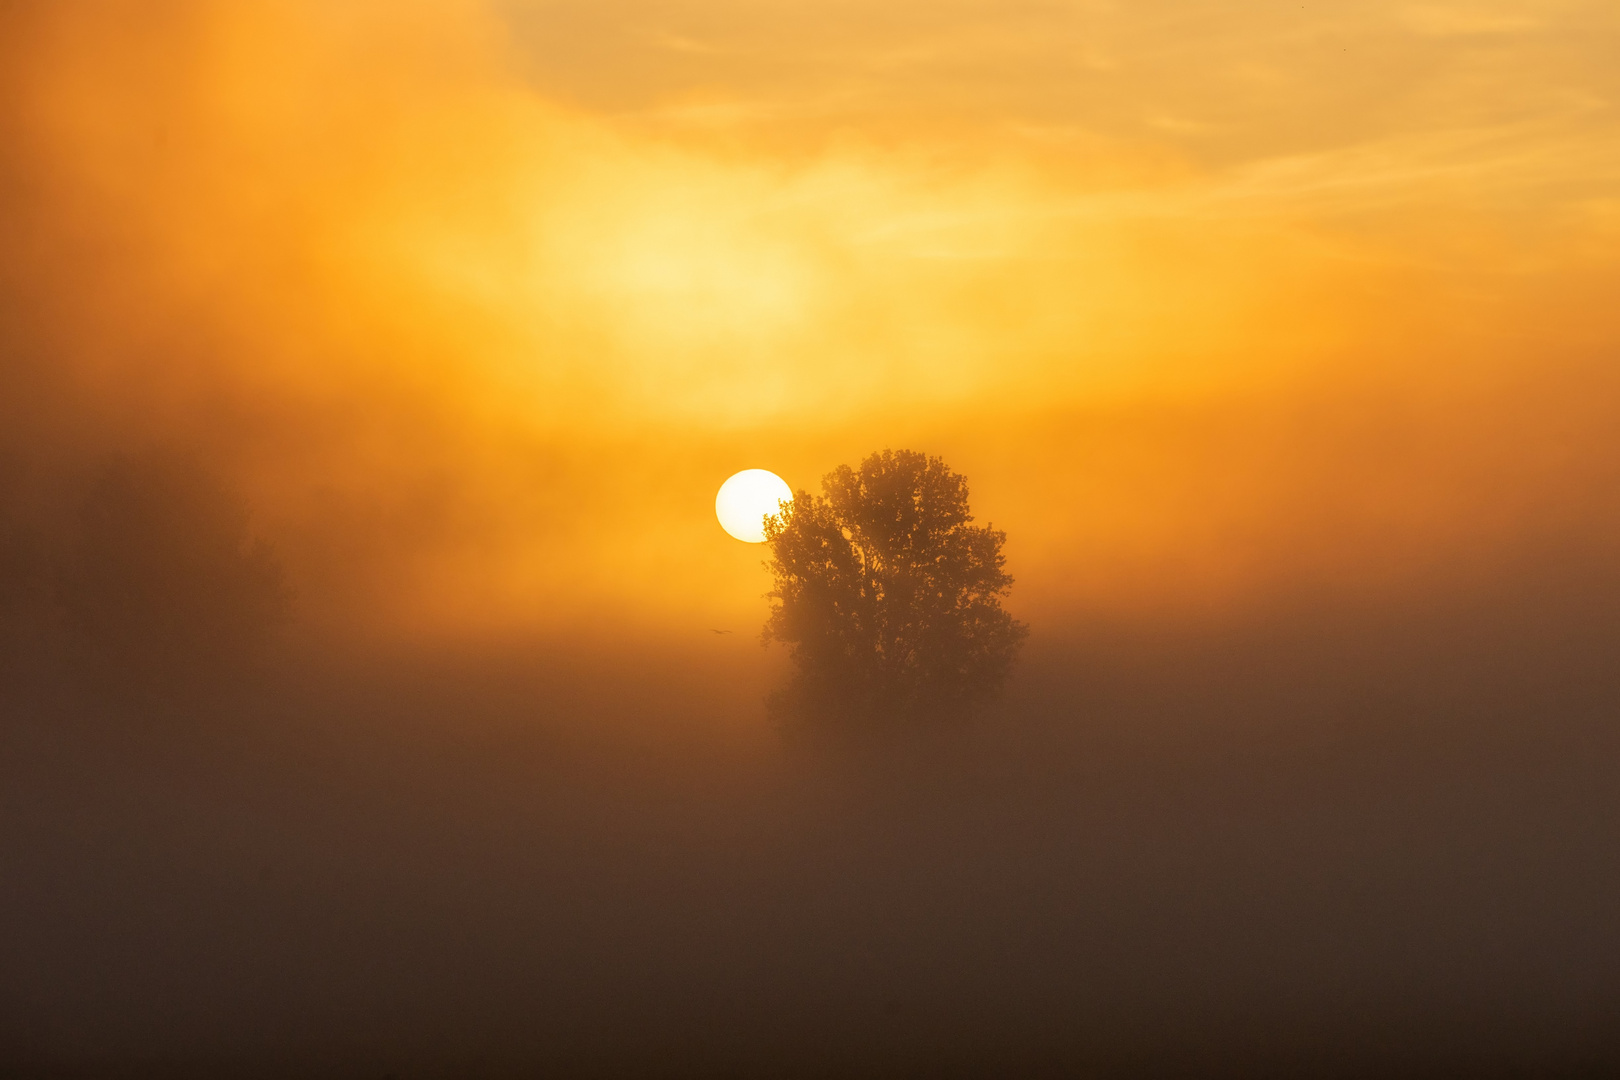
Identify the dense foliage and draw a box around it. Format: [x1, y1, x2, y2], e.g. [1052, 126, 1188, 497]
[763, 450, 1026, 719]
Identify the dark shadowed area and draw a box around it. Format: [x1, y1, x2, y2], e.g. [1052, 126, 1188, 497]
[5, 1, 1620, 1076]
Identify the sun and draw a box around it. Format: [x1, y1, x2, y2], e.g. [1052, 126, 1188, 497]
[715, 469, 793, 543]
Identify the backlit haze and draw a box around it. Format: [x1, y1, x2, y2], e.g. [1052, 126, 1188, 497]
[8, 0, 1618, 645]
[4, 1, 1620, 1073]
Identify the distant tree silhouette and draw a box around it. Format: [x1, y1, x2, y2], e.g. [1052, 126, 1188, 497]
[0, 458, 51, 691]
[56, 452, 290, 702]
[763, 450, 1027, 720]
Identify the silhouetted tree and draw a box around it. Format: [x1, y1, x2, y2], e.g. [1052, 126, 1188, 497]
[56, 452, 290, 701]
[0, 459, 51, 692]
[763, 449, 1027, 720]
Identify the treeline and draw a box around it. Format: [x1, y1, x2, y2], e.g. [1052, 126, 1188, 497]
[0, 450, 289, 705]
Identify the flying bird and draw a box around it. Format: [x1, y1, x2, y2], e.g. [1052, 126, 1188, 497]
[710, 629, 733, 635]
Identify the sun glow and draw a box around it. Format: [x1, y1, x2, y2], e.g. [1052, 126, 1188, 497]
[8, 0, 1619, 640]
[715, 469, 793, 543]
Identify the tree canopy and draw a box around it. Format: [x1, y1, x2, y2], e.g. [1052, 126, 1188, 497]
[763, 449, 1026, 719]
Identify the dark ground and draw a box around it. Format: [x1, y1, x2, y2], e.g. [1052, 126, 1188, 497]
[4, 526, 1620, 1078]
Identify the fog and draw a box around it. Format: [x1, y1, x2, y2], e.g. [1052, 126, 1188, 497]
[5, 1, 1620, 1075]
[4, 570, 1619, 1076]
[6, 449, 1619, 1075]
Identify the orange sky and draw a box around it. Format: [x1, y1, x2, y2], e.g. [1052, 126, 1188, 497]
[4, 0, 1618, 647]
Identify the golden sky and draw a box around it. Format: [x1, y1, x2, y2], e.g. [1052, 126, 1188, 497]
[4, 0, 1618, 646]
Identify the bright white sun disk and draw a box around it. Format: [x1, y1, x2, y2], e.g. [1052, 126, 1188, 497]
[716, 469, 792, 543]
